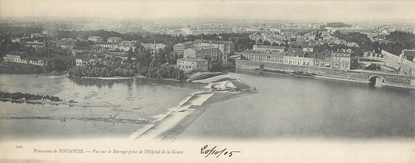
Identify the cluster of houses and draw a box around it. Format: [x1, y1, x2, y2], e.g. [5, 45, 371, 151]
[249, 30, 359, 48]
[11, 33, 47, 49]
[239, 45, 353, 70]
[3, 52, 47, 66]
[174, 39, 234, 73]
[56, 36, 167, 67]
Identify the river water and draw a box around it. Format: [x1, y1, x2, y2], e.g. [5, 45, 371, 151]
[180, 71, 415, 140]
[0, 74, 202, 140]
[1, 72, 414, 140]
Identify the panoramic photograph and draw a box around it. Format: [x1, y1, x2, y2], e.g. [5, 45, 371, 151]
[0, 0, 414, 162]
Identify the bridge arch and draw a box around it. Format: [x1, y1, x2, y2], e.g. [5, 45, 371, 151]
[369, 75, 386, 87]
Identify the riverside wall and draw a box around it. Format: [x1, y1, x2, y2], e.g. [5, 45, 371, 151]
[235, 59, 415, 87]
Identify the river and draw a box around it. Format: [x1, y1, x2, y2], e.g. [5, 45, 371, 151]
[180, 71, 415, 140]
[1, 72, 414, 140]
[0, 74, 203, 140]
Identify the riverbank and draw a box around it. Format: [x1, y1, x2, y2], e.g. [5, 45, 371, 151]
[0, 62, 45, 74]
[235, 59, 415, 89]
[131, 73, 257, 140]
[237, 67, 415, 89]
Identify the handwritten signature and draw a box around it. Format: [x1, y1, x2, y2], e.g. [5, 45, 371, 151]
[201, 145, 241, 158]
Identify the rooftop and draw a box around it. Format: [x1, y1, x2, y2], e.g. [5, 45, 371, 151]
[189, 45, 217, 50]
[178, 57, 208, 62]
[403, 49, 415, 56]
[175, 41, 194, 46]
[254, 45, 285, 49]
[194, 39, 234, 45]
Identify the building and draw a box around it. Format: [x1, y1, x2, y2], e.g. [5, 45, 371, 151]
[303, 47, 315, 53]
[88, 36, 103, 42]
[193, 40, 234, 64]
[25, 41, 45, 48]
[97, 43, 117, 50]
[253, 45, 285, 53]
[283, 54, 314, 66]
[330, 50, 352, 70]
[3, 54, 22, 63]
[28, 59, 45, 66]
[75, 59, 87, 66]
[117, 41, 136, 52]
[107, 51, 127, 57]
[173, 42, 194, 55]
[107, 37, 123, 43]
[241, 51, 285, 64]
[56, 39, 76, 50]
[3, 53, 46, 66]
[182, 27, 233, 35]
[402, 49, 415, 62]
[30, 33, 45, 40]
[177, 58, 209, 73]
[183, 46, 220, 61]
[72, 49, 97, 57]
[141, 43, 166, 54]
[75, 58, 102, 66]
[310, 52, 332, 68]
[240, 48, 353, 70]
[11, 37, 27, 44]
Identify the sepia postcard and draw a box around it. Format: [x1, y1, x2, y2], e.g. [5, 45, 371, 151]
[0, 0, 414, 162]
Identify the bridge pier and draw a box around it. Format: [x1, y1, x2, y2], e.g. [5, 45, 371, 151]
[369, 76, 384, 87]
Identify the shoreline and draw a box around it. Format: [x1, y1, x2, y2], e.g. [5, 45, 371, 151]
[0, 115, 147, 125]
[238, 68, 415, 89]
[0, 97, 118, 108]
[0, 97, 65, 105]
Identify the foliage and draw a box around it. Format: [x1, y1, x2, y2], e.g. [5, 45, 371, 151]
[68, 60, 136, 77]
[0, 62, 45, 74]
[333, 31, 373, 51]
[0, 91, 62, 101]
[0, 36, 21, 58]
[68, 57, 186, 80]
[380, 31, 415, 55]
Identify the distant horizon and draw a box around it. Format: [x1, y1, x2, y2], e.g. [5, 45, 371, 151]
[1, 0, 414, 24]
[1, 16, 414, 25]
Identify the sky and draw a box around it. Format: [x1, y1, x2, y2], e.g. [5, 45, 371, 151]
[0, 0, 414, 22]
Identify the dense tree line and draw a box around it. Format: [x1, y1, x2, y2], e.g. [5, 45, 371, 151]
[333, 30, 415, 56]
[0, 91, 62, 101]
[68, 55, 186, 80]
[386, 31, 415, 48]
[381, 31, 415, 55]
[0, 36, 21, 58]
[0, 62, 46, 74]
[0, 23, 43, 37]
[320, 22, 352, 28]
[333, 31, 373, 51]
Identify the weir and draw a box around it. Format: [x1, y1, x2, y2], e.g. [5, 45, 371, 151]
[129, 91, 214, 140]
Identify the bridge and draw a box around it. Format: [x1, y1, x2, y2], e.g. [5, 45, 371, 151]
[347, 70, 415, 88]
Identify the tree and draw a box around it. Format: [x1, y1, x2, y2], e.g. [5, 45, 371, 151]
[127, 47, 133, 63]
[263, 40, 271, 45]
